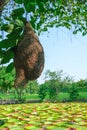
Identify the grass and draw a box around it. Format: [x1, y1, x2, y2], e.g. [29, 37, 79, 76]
[79, 92, 87, 99]
[57, 92, 70, 101]
[58, 92, 87, 101]
[0, 91, 87, 102]
[0, 93, 40, 100]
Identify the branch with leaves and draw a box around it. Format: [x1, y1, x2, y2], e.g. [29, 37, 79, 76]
[0, 0, 87, 72]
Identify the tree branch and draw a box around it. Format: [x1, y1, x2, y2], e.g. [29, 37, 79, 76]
[0, 0, 10, 16]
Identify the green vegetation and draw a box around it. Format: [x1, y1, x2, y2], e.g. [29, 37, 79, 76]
[0, 1, 87, 129]
[1, 1, 87, 71]
[0, 67, 87, 103]
[0, 92, 87, 102]
[0, 1, 87, 103]
[0, 67, 87, 129]
[0, 93, 39, 100]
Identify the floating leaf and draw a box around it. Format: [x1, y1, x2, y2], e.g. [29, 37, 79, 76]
[0, 119, 6, 126]
[0, 103, 87, 129]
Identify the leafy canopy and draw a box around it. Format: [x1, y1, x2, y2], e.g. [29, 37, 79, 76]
[0, 0, 87, 72]
[0, 66, 15, 92]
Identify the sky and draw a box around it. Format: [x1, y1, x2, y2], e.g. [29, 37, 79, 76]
[37, 27, 87, 83]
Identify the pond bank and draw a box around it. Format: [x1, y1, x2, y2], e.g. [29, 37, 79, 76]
[0, 99, 41, 105]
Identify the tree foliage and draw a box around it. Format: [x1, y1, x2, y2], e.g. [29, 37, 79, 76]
[69, 83, 79, 101]
[38, 70, 73, 102]
[25, 80, 39, 94]
[0, 0, 87, 71]
[0, 66, 15, 93]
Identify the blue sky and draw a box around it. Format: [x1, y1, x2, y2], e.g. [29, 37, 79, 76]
[38, 27, 87, 83]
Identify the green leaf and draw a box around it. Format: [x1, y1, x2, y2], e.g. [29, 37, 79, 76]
[0, 35, 2, 39]
[43, 27, 48, 31]
[24, 1, 36, 12]
[1, 51, 14, 64]
[0, 39, 16, 49]
[14, 0, 23, 4]
[73, 30, 78, 34]
[12, 8, 25, 19]
[7, 27, 23, 39]
[0, 49, 6, 57]
[6, 62, 14, 73]
[15, 19, 24, 27]
[1, 24, 14, 33]
[0, 119, 7, 126]
[38, 2, 44, 12]
[4, 16, 12, 21]
[82, 31, 87, 36]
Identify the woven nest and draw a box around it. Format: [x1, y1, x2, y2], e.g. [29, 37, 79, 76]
[14, 22, 44, 87]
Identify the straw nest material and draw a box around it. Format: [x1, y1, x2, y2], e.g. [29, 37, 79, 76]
[14, 22, 44, 87]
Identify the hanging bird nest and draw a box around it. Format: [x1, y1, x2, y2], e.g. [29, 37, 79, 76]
[14, 22, 44, 88]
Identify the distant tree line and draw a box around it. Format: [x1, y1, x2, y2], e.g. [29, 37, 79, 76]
[38, 70, 87, 102]
[0, 66, 87, 102]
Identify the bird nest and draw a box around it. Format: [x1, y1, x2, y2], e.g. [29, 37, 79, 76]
[14, 22, 44, 88]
